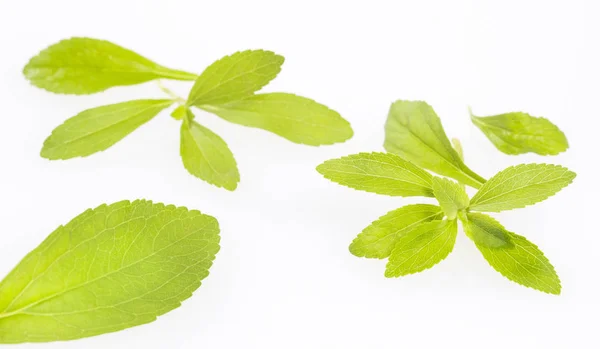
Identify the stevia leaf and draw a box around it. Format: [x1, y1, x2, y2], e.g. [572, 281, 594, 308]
[200, 93, 353, 145]
[23, 38, 197, 94]
[384, 100, 486, 188]
[41, 99, 173, 160]
[170, 105, 187, 120]
[0, 200, 220, 343]
[462, 212, 511, 248]
[470, 110, 568, 155]
[385, 219, 457, 277]
[180, 109, 239, 190]
[350, 204, 443, 259]
[469, 163, 576, 212]
[474, 231, 560, 294]
[431, 177, 469, 219]
[316, 152, 434, 197]
[187, 50, 284, 106]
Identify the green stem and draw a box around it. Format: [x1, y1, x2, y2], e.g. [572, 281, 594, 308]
[157, 81, 186, 104]
[156, 69, 198, 81]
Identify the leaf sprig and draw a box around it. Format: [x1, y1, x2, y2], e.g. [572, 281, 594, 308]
[25, 37, 353, 191]
[317, 100, 575, 294]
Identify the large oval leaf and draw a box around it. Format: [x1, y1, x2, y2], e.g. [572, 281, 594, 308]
[0, 200, 220, 343]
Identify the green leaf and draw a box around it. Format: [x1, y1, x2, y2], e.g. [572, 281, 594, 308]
[385, 219, 457, 277]
[474, 231, 560, 294]
[0, 200, 220, 343]
[470, 110, 568, 155]
[470, 163, 576, 212]
[384, 100, 486, 188]
[23, 38, 197, 94]
[431, 177, 469, 219]
[350, 204, 443, 259]
[462, 212, 511, 248]
[170, 105, 187, 120]
[200, 93, 353, 145]
[180, 109, 239, 190]
[316, 152, 434, 197]
[41, 99, 173, 160]
[187, 50, 284, 106]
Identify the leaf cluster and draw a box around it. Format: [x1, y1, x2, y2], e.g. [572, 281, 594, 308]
[317, 100, 575, 294]
[25, 38, 353, 190]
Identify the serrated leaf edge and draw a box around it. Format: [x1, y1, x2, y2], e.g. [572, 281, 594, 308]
[473, 231, 561, 295]
[316, 152, 433, 196]
[0, 199, 220, 322]
[349, 204, 444, 259]
[470, 163, 576, 212]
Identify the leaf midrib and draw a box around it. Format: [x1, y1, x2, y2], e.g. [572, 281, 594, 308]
[355, 157, 432, 187]
[323, 167, 431, 192]
[389, 221, 454, 275]
[46, 101, 171, 150]
[387, 119, 483, 187]
[363, 210, 442, 251]
[483, 236, 559, 293]
[0, 220, 211, 320]
[186, 123, 223, 178]
[20, 252, 209, 318]
[333, 156, 432, 186]
[189, 54, 281, 105]
[471, 167, 569, 208]
[203, 99, 347, 132]
[28, 62, 197, 81]
[472, 116, 557, 142]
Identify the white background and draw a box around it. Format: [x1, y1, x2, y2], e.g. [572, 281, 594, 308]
[0, 0, 598, 348]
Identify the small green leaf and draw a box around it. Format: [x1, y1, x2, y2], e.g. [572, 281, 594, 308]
[470, 163, 576, 212]
[470, 110, 568, 155]
[316, 152, 434, 197]
[431, 177, 469, 219]
[180, 110, 239, 191]
[350, 204, 444, 259]
[462, 212, 511, 248]
[0, 200, 220, 343]
[23, 38, 197, 94]
[170, 105, 187, 120]
[187, 50, 284, 106]
[385, 219, 457, 277]
[201, 93, 353, 145]
[41, 99, 173, 160]
[384, 100, 485, 188]
[474, 232, 560, 294]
